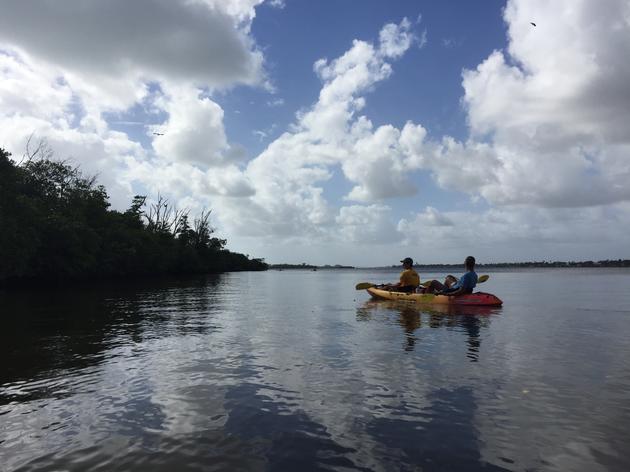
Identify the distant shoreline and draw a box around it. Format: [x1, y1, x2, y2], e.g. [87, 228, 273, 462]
[271, 260, 630, 270]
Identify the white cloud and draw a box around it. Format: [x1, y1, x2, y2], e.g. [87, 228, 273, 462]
[209, 19, 422, 240]
[0, 1, 264, 96]
[336, 204, 401, 244]
[0, 53, 72, 123]
[253, 130, 268, 141]
[431, 0, 630, 208]
[151, 85, 235, 167]
[425, 137, 501, 197]
[417, 207, 455, 227]
[267, 98, 285, 107]
[379, 18, 417, 58]
[343, 123, 418, 201]
[267, 0, 286, 9]
[123, 156, 255, 203]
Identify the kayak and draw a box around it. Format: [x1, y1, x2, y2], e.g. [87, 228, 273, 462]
[366, 287, 503, 306]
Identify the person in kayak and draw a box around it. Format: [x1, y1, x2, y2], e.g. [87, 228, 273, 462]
[381, 257, 420, 292]
[424, 256, 478, 296]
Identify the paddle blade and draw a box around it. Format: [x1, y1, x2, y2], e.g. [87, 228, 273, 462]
[355, 282, 375, 290]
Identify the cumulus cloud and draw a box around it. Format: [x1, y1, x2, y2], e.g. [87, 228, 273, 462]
[152, 85, 237, 167]
[210, 18, 424, 241]
[124, 158, 255, 201]
[432, 0, 630, 208]
[344, 123, 418, 201]
[0, 53, 72, 123]
[379, 18, 417, 58]
[0, 0, 264, 97]
[336, 204, 401, 244]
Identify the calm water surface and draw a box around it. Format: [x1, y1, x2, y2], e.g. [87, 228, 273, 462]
[2, 269, 630, 471]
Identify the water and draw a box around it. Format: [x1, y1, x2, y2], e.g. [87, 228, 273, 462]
[1, 269, 630, 471]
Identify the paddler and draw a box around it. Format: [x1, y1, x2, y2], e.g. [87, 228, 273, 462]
[381, 257, 420, 292]
[424, 256, 478, 295]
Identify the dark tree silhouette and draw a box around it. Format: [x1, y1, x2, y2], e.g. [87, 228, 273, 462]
[0, 145, 267, 286]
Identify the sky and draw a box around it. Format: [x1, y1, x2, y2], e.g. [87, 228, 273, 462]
[1, 0, 629, 266]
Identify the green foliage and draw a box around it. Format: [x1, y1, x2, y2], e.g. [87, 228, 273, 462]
[0, 146, 267, 285]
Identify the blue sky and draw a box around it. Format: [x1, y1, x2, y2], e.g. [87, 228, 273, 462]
[222, 1, 506, 154]
[1, 0, 629, 265]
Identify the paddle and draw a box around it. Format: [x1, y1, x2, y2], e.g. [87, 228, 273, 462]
[356, 275, 490, 291]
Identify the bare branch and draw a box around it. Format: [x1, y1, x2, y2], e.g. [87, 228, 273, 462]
[22, 134, 54, 164]
[144, 194, 190, 235]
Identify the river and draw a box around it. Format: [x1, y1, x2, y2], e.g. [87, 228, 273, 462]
[1, 268, 630, 471]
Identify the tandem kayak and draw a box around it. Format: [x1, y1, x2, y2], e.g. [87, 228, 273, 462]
[366, 287, 503, 306]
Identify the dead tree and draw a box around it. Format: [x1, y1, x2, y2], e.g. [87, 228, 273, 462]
[144, 194, 189, 235]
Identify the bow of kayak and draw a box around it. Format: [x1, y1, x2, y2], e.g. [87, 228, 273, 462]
[366, 287, 503, 306]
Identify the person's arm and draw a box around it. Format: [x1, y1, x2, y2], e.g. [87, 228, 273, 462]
[395, 271, 409, 288]
[381, 280, 401, 289]
[439, 273, 468, 296]
[442, 275, 466, 297]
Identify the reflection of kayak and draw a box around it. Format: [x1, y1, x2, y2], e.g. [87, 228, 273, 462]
[366, 287, 503, 306]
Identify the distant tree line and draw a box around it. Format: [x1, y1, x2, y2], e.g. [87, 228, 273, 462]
[480, 260, 630, 268]
[270, 263, 318, 270]
[389, 260, 630, 269]
[0, 145, 267, 286]
[269, 263, 356, 270]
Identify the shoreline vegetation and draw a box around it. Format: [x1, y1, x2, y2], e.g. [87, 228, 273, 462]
[271, 260, 630, 270]
[0, 145, 267, 287]
[270, 264, 356, 270]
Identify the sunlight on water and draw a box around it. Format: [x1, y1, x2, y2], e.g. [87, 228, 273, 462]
[1, 269, 630, 471]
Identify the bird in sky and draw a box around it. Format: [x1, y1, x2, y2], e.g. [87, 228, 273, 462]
[530, 22, 537, 26]
[153, 132, 165, 136]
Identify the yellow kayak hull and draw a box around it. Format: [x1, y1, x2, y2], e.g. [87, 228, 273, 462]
[366, 287, 503, 306]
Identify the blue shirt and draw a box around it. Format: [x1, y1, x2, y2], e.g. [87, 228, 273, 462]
[453, 271, 478, 292]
